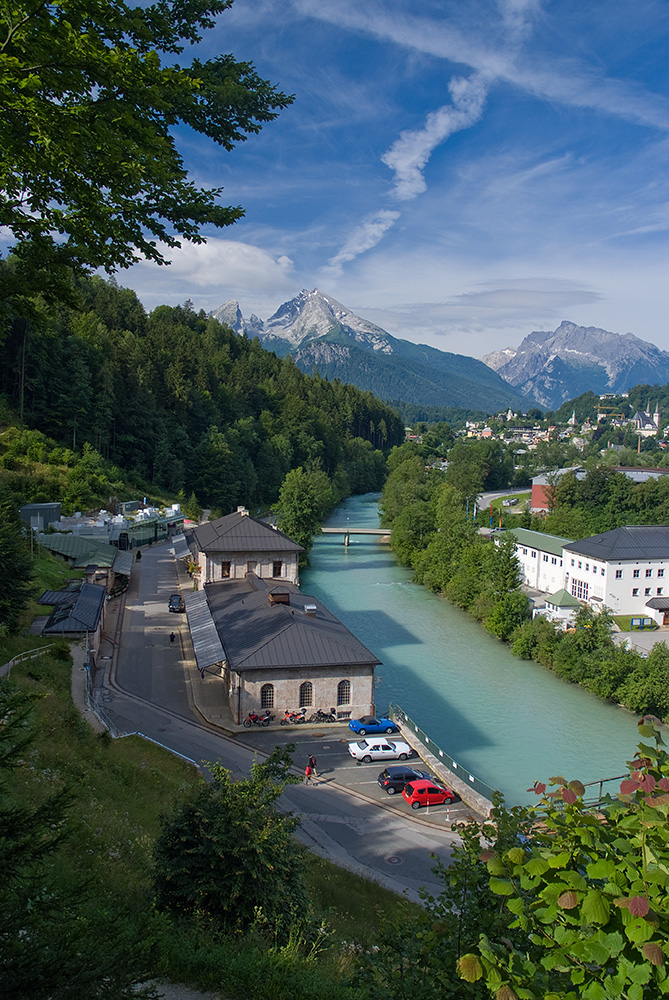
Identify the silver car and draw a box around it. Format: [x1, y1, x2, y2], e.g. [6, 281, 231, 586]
[347, 738, 413, 764]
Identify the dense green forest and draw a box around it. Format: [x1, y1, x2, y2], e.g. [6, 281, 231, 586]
[0, 274, 403, 514]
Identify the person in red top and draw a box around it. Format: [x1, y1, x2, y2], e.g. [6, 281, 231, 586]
[304, 763, 312, 785]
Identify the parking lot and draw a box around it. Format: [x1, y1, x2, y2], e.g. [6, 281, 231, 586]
[237, 725, 477, 825]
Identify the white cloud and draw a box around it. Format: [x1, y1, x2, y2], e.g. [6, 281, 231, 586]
[382, 74, 488, 200]
[123, 238, 296, 312]
[323, 210, 400, 276]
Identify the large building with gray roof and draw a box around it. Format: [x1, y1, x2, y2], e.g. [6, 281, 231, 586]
[181, 507, 378, 721]
[186, 506, 303, 585]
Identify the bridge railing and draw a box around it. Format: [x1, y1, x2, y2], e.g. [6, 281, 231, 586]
[389, 702, 496, 804]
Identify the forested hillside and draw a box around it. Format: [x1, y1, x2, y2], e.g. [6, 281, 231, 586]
[0, 275, 403, 512]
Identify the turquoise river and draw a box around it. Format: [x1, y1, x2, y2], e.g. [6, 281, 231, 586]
[301, 493, 641, 805]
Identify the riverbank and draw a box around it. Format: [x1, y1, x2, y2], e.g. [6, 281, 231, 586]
[302, 494, 640, 805]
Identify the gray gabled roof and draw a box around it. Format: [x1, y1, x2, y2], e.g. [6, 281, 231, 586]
[191, 511, 303, 554]
[564, 526, 669, 561]
[205, 575, 380, 673]
[41, 582, 106, 634]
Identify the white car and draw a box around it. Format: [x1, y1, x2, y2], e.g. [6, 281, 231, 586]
[347, 738, 413, 763]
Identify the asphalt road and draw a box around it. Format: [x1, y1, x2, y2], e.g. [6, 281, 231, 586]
[96, 542, 463, 901]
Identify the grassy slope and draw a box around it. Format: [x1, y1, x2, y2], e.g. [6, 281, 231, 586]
[3, 633, 416, 999]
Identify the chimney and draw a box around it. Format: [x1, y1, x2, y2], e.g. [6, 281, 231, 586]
[237, 506, 249, 516]
[304, 604, 317, 616]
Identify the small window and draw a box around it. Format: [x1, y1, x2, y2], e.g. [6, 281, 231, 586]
[571, 559, 575, 566]
[632, 588, 639, 596]
[221, 561, 231, 578]
[601, 569, 605, 576]
[337, 679, 351, 706]
[273, 561, 283, 578]
[551, 557, 557, 565]
[645, 588, 651, 596]
[615, 570, 623, 579]
[261, 683, 274, 709]
[522, 548, 527, 555]
[299, 681, 312, 708]
[585, 563, 589, 571]
[658, 588, 664, 596]
[633, 569, 640, 578]
[578, 561, 582, 569]
[531, 550, 536, 558]
[543, 554, 548, 562]
[658, 569, 664, 578]
[646, 569, 653, 578]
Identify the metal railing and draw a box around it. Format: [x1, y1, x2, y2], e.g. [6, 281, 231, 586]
[0, 644, 54, 678]
[389, 702, 496, 803]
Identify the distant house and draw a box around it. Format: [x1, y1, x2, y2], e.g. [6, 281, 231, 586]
[180, 508, 379, 721]
[631, 403, 661, 437]
[530, 467, 585, 512]
[185, 507, 303, 585]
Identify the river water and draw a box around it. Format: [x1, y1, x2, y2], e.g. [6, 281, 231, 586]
[301, 493, 640, 805]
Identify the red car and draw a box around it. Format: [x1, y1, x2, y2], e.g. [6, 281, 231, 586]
[402, 778, 455, 810]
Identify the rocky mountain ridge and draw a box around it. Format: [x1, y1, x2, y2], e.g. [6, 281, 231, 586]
[210, 289, 532, 413]
[482, 321, 669, 409]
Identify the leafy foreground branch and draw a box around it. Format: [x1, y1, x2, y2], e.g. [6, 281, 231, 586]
[458, 716, 669, 1000]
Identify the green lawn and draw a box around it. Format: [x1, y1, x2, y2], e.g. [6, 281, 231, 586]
[613, 615, 658, 632]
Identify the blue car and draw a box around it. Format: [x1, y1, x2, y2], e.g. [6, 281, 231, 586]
[348, 715, 399, 737]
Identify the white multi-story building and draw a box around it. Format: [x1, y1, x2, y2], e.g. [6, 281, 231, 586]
[563, 526, 669, 623]
[507, 528, 571, 593]
[507, 525, 669, 624]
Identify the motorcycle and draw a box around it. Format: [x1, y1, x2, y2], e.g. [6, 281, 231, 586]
[243, 710, 273, 728]
[280, 707, 307, 725]
[309, 707, 337, 723]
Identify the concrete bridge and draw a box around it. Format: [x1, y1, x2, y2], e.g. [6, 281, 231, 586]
[321, 526, 390, 546]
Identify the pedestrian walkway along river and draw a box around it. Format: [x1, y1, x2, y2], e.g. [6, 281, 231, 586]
[302, 493, 640, 805]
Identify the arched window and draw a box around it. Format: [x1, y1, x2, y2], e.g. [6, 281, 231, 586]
[337, 679, 351, 706]
[260, 683, 274, 709]
[299, 681, 313, 708]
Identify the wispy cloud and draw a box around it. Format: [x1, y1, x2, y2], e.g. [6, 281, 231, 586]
[323, 209, 400, 275]
[382, 73, 488, 200]
[296, 0, 669, 131]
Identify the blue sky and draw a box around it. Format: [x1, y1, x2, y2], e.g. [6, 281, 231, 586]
[128, 1, 669, 357]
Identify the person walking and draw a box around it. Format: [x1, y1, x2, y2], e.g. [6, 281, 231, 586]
[169, 632, 176, 646]
[308, 754, 318, 779]
[304, 762, 312, 785]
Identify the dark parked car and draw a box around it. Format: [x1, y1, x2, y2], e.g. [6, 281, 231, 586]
[377, 764, 431, 795]
[168, 594, 185, 613]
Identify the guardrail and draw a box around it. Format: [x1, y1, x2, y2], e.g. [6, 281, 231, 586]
[0, 644, 55, 678]
[389, 702, 496, 804]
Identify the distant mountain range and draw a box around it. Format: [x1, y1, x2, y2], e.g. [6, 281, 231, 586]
[211, 289, 531, 414]
[481, 321, 669, 410]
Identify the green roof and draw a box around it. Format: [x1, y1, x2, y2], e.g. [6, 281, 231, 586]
[509, 527, 573, 558]
[546, 588, 580, 608]
[38, 533, 117, 567]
